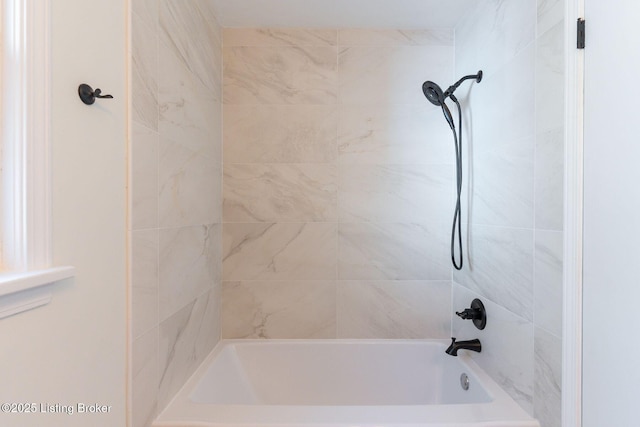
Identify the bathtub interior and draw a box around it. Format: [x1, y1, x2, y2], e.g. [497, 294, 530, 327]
[189, 340, 492, 406]
[154, 340, 541, 427]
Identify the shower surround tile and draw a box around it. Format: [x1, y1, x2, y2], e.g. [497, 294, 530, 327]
[223, 164, 337, 222]
[223, 223, 337, 281]
[223, 105, 337, 164]
[534, 327, 562, 427]
[131, 0, 222, 425]
[536, 21, 564, 134]
[453, 225, 534, 321]
[534, 230, 563, 337]
[338, 45, 453, 105]
[159, 224, 220, 321]
[222, 281, 336, 339]
[468, 45, 536, 152]
[159, 38, 221, 159]
[454, 0, 536, 79]
[338, 222, 450, 280]
[223, 46, 338, 105]
[337, 281, 451, 339]
[159, 0, 221, 95]
[455, 2, 563, 418]
[132, 0, 158, 31]
[132, 230, 159, 340]
[158, 137, 221, 229]
[337, 105, 453, 165]
[132, 11, 159, 131]
[158, 289, 220, 409]
[224, 28, 337, 47]
[131, 122, 159, 230]
[338, 29, 454, 47]
[338, 164, 452, 223]
[535, 128, 564, 231]
[221, 27, 456, 344]
[469, 135, 535, 229]
[132, 328, 159, 427]
[537, 0, 564, 39]
[452, 284, 534, 414]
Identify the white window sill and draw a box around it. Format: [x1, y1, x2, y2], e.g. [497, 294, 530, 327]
[0, 266, 75, 319]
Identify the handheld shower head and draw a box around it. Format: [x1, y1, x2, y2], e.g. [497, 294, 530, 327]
[420, 70, 483, 272]
[422, 81, 455, 129]
[422, 81, 444, 106]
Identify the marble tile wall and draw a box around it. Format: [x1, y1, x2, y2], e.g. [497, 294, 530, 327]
[453, 1, 564, 426]
[222, 28, 455, 339]
[130, 1, 223, 426]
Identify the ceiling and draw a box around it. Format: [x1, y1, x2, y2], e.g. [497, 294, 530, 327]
[209, 0, 476, 29]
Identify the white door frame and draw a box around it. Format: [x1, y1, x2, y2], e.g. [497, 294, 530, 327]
[563, 0, 584, 425]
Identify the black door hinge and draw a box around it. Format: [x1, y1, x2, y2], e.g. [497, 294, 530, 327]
[577, 18, 585, 49]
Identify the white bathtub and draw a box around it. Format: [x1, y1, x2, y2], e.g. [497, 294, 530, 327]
[153, 340, 540, 427]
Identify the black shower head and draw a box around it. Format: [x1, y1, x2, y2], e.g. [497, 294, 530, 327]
[422, 81, 445, 106]
[422, 70, 483, 106]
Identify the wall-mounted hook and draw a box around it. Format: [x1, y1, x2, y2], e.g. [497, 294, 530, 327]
[78, 83, 113, 105]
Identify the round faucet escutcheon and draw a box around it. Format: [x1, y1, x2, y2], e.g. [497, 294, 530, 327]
[455, 298, 487, 330]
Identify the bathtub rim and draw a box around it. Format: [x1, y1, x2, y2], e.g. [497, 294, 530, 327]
[153, 339, 540, 427]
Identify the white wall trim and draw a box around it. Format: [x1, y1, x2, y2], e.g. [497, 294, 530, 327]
[563, 0, 584, 425]
[1, 0, 73, 317]
[2, 0, 52, 271]
[23, 0, 53, 270]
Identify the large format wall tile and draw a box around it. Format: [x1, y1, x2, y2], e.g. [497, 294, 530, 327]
[537, 0, 564, 36]
[132, 328, 158, 427]
[222, 281, 336, 338]
[535, 128, 564, 231]
[132, 0, 157, 30]
[224, 46, 338, 105]
[534, 230, 563, 337]
[470, 136, 534, 228]
[159, 224, 220, 321]
[338, 29, 453, 46]
[132, 230, 159, 340]
[224, 164, 337, 222]
[131, 122, 159, 230]
[131, 1, 222, 425]
[158, 289, 219, 409]
[536, 22, 564, 134]
[468, 45, 535, 152]
[224, 28, 337, 47]
[222, 27, 457, 343]
[223, 105, 337, 163]
[159, 0, 221, 95]
[452, 284, 534, 414]
[337, 105, 453, 165]
[337, 281, 451, 338]
[158, 137, 221, 228]
[534, 327, 562, 427]
[132, 12, 159, 131]
[455, 3, 564, 419]
[159, 38, 221, 158]
[223, 223, 337, 281]
[455, 0, 536, 78]
[453, 225, 534, 320]
[338, 164, 452, 223]
[338, 45, 453, 105]
[338, 222, 449, 280]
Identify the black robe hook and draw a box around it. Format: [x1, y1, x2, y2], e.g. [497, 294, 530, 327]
[78, 83, 113, 105]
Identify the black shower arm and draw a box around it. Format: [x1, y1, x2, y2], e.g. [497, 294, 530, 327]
[444, 71, 483, 98]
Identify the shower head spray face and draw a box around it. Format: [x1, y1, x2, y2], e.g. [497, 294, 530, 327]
[422, 81, 444, 106]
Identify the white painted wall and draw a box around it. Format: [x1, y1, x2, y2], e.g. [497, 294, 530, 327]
[582, 0, 640, 426]
[0, 1, 127, 426]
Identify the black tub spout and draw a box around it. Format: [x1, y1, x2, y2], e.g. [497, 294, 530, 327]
[445, 338, 482, 356]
